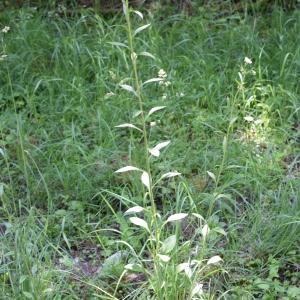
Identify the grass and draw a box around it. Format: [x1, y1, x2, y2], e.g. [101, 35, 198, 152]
[0, 2, 299, 299]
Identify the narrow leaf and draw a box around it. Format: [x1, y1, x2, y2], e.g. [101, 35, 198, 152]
[153, 141, 170, 151]
[0, 184, 3, 197]
[147, 106, 166, 117]
[107, 41, 128, 49]
[143, 77, 163, 86]
[129, 217, 149, 232]
[133, 10, 143, 19]
[115, 166, 140, 173]
[124, 206, 144, 215]
[139, 51, 156, 60]
[192, 213, 204, 220]
[207, 171, 216, 182]
[141, 171, 150, 190]
[167, 213, 188, 223]
[161, 171, 181, 179]
[133, 110, 142, 118]
[120, 84, 137, 96]
[207, 255, 222, 265]
[133, 24, 151, 36]
[115, 123, 142, 132]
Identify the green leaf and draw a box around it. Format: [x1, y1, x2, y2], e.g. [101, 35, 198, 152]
[107, 41, 128, 49]
[23, 292, 34, 299]
[166, 213, 188, 223]
[129, 217, 150, 232]
[288, 286, 300, 298]
[119, 84, 137, 96]
[254, 278, 270, 290]
[134, 24, 151, 36]
[161, 235, 176, 254]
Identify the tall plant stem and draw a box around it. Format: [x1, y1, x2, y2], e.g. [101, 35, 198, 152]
[123, 1, 157, 220]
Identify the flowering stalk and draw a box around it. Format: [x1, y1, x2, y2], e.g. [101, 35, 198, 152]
[122, 0, 158, 229]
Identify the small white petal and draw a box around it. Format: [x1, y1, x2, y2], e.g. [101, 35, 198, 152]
[244, 57, 252, 64]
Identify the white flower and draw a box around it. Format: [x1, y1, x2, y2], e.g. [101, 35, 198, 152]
[244, 57, 252, 65]
[150, 121, 156, 127]
[158, 69, 167, 79]
[2, 26, 10, 33]
[158, 69, 171, 87]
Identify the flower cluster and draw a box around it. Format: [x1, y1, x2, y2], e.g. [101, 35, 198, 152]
[158, 69, 171, 87]
[1, 26, 10, 34]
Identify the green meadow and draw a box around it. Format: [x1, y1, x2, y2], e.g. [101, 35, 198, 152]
[0, 2, 299, 299]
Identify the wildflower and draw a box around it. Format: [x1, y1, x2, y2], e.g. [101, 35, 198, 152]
[158, 69, 171, 87]
[158, 69, 167, 79]
[162, 94, 167, 100]
[244, 57, 252, 65]
[1, 26, 10, 33]
[150, 121, 156, 127]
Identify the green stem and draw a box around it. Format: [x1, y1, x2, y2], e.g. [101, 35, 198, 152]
[124, 0, 157, 226]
